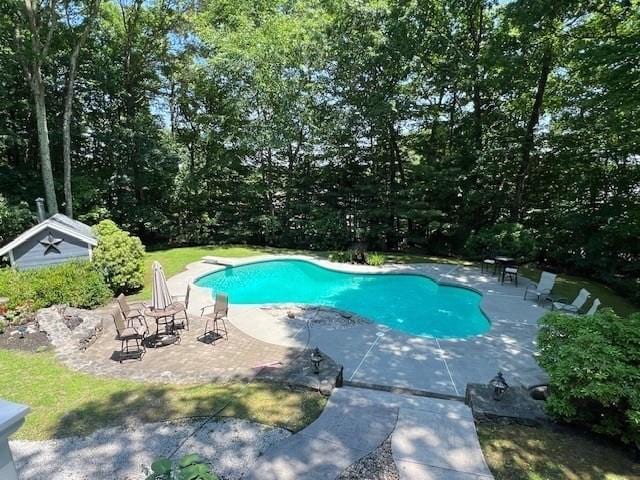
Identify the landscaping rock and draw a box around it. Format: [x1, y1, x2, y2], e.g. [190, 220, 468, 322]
[35, 305, 107, 352]
[466, 383, 550, 426]
[263, 305, 369, 329]
[337, 437, 399, 480]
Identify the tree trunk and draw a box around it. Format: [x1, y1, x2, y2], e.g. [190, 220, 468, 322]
[512, 46, 553, 221]
[62, 47, 80, 218]
[22, 0, 59, 215]
[32, 67, 58, 215]
[62, 1, 98, 218]
[471, 0, 484, 153]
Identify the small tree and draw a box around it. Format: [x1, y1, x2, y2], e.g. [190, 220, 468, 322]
[92, 220, 145, 294]
[538, 309, 640, 448]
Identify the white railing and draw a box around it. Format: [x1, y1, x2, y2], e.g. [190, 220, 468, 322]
[0, 399, 29, 480]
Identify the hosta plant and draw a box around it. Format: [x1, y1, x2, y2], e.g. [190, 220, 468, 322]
[145, 454, 218, 480]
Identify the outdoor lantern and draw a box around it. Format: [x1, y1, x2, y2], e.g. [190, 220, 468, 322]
[310, 347, 323, 374]
[489, 371, 509, 401]
[16, 326, 27, 339]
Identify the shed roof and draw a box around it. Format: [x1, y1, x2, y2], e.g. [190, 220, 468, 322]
[0, 214, 97, 259]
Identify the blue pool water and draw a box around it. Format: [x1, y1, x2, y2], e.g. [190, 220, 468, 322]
[195, 259, 490, 338]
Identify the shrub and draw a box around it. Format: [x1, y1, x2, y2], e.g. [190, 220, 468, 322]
[537, 309, 640, 447]
[146, 454, 218, 480]
[0, 261, 112, 313]
[92, 220, 145, 294]
[329, 251, 350, 263]
[465, 222, 537, 261]
[366, 252, 385, 267]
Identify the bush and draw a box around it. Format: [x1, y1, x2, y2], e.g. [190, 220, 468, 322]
[0, 261, 112, 313]
[366, 252, 385, 267]
[537, 309, 640, 447]
[92, 220, 145, 294]
[146, 454, 218, 480]
[465, 222, 537, 261]
[329, 251, 350, 263]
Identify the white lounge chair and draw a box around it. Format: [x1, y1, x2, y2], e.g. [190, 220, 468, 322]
[552, 288, 590, 313]
[523, 271, 557, 304]
[585, 298, 601, 316]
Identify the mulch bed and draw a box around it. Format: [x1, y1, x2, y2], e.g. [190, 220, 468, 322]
[0, 324, 51, 352]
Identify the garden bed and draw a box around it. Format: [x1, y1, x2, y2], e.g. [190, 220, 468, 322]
[0, 324, 50, 352]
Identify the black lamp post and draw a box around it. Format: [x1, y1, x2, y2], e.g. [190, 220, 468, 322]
[489, 371, 509, 401]
[310, 347, 323, 374]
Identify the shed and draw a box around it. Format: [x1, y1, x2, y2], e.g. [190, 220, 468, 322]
[0, 213, 97, 270]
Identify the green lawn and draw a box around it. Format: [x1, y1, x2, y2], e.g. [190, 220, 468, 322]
[478, 423, 640, 480]
[133, 244, 637, 315]
[518, 265, 638, 317]
[0, 349, 326, 440]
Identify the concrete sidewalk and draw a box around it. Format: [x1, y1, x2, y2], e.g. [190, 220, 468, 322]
[246, 386, 493, 480]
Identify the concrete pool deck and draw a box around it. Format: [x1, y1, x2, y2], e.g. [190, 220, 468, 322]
[169, 256, 548, 397]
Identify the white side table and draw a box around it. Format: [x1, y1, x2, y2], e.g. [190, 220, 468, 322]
[0, 399, 29, 480]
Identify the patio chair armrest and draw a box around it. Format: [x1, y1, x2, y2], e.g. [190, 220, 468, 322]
[200, 304, 216, 315]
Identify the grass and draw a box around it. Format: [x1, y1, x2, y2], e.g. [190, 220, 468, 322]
[133, 244, 637, 315]
[478, 423, 640, 480]
[0, 349, 326, 440]
[518, 265, 637, 317]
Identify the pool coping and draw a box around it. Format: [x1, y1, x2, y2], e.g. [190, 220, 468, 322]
[191, 255, 493, 339]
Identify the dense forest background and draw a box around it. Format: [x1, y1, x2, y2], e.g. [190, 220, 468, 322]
[1, 0, 639, 298]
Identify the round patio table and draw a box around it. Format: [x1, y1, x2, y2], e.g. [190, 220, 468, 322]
[144, 305, 182, 347]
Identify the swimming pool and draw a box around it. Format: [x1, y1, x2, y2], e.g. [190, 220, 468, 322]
[195, 259, 490, 338]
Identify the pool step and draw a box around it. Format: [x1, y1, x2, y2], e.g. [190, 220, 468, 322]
[343, 379, 466, 402]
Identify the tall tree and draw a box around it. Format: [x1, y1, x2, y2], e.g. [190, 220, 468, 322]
[61, 0, 101, 218]
[15, 0, 59, 214]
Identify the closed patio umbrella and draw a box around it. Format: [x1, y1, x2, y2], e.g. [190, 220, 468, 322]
[151, 261, 173, 310]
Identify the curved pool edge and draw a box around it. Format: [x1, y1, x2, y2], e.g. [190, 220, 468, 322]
[188, 255, 493, 340]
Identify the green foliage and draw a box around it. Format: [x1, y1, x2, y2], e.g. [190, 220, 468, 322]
[146, 454, 218, 480]
[1, 0, 639, 305]
[0, 317, 6, 334]
[92, 220, 145, 294]
[329, 251, 351, 263]
[0, 261, 112, 313]
[366, 252, 385, 267]
[465, 223, 537, 261]
[537, 310, 640, 447]
[0, 195, 34, 247]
